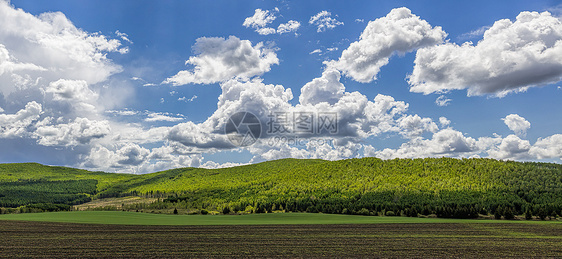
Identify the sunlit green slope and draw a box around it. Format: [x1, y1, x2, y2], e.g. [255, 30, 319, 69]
[1, 158, 561, 218]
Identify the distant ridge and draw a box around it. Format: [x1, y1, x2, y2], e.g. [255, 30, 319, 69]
[1, 158, 561, 219]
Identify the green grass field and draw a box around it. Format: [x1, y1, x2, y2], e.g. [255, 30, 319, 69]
[0, 211, 560, 225]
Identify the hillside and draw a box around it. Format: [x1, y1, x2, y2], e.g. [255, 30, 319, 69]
[1, 158, 561, 219]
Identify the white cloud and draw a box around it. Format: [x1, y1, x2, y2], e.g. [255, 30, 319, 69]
[256, 27, 277, 35]
[105, 109, 139, 116]
[249, 141, 364, 163]
[397, 114, 438, 139]
[487, 134, 531, 160]
[309, 49, 322, 55]
[201, 160, 247, 169]
[409, 11, 562, 96]
[144, 112, 184, 122]
[115, 30, 132, 44]
[374, 128, 480, 159]
[167, 121, 232, 151]
[163, 36, 279, 86]
[45, 79, 96, 101]
[34, 117, 111, 146]
[439, 117, 451, 127]
[164, 71, 415, 156]
[44, 79, 99, 112]
[368, 121, 561, 162]
[502, 114, 531, 137]
[84, 144, 144, 169]
[243, 9, 277, 35]
[529, 134, 562, 160]
[0, 101, 42, 138]
[0, 1, 125, 95]
[0, 2, 206, 174]
[299, 69, 345, 105]
[277, 20, 301, 34]
[2, 2, 560, 173]
[435, 95, 451, 106]
[309, 11, 343, 32]
[243, 9, 301, 35]
[179, 95, 197, 102]
[327, 7, 446, 83]
[80, 143, 201, 174]
[166, 78, 294, 152]
[0, 44, 46, 77]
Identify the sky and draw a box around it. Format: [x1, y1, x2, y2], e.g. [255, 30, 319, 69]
[1, 0, 562, 173]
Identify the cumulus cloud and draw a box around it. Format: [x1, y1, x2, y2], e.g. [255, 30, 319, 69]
[277, 20, 301, 35]
[163, 36, 279, 86]
[397, 114, 438, 139]
[0, 1, 125, 95]
[45, 79, 96, 101]
[374, 128, 479, 159]
[409, 11, 562, 96]
[370, 123, 561, 162]
[243, 8, 300, 35]
[34, 117, 111, 146]
[487, 134, 531, 160]
[435, 95, 451, 106]
[327, 7, 446, 83]
[0, 2, 143, 173]
[2, 2, 560, 173]
[0, 44, 46, 77]
[83, 144, 148, 171]
[439, 117, 451, 127]
[0, 101, 42, 138]
[309, 11, 343, 32]
[530, 134, 562, 160]
[502, 114, 531, 137]
[165, 69, 417, 158]
[249, 140, 364, 163]
[166, 78, 294, 152]
[243, 8, 277, 35]
[81, 143, 205, 174]
[299, 69, 345, 105]
[44, 79, 99, 112]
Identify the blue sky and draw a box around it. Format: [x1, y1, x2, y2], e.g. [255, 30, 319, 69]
[1, 0, 561, 173]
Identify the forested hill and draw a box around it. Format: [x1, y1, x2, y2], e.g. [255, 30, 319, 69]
[1, 158, 562, 219]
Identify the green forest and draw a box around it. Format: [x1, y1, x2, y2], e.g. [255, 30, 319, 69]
[0, 158, 561, 219]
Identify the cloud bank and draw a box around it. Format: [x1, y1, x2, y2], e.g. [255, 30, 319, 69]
[327, 7, 446, 83]
[409, 11, 562, 96]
